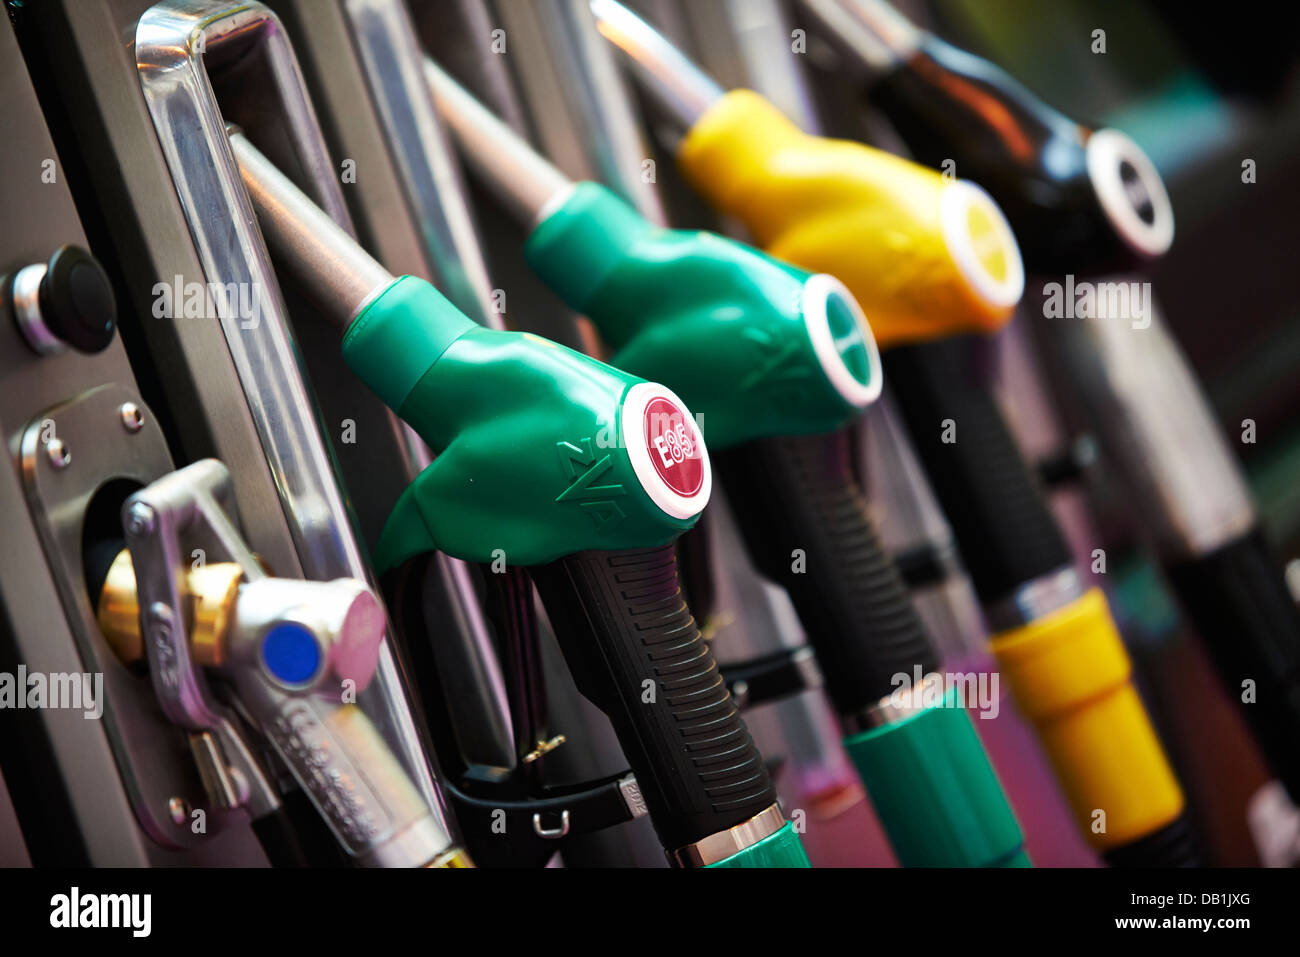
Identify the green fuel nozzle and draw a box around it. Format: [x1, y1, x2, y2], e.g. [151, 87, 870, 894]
[231, 131, 805, 867]
[526, 183, 883, 447]
[424, 59, 882, 453]
[231, 131, 707, 570]
[344, 275, 707, 570]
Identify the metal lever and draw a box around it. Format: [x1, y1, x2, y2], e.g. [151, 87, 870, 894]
[113, 459, 458, 866]
[120, 461, 280, 820]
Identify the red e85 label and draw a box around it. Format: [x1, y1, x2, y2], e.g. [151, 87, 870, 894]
[644, 397, 703, 497]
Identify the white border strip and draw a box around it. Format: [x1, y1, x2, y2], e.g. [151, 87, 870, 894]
[1086, 128, 1175, 258]
[940, 179, 1025, 311]
[802, 273, 882, 409]
[621, 381, 712, 520]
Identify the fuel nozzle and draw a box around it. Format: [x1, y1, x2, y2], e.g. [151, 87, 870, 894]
[230, 129, 709, 568]
[95, 459, 463, 868]
[424, 59, 881, 448]
[589, 0, 1025, 349]
[794, 0, 1175, 272]
[232, 132, 807, 866]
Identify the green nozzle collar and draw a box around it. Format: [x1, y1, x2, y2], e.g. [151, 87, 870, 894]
[705, 821, 811, 869]
[342, 275, 476, 412]
[844, 689, 1027, 867]
[527, 182, 654, 313]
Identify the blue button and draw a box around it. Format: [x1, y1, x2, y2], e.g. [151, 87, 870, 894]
[261, 623, 322, 685]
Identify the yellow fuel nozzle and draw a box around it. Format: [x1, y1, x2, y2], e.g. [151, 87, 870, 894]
[677, 90, 1024, 349]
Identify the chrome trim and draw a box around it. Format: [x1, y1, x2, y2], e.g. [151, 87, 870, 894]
[794, 0, 921, 74]
[841, 671, 942, 735]
[423, 57, 573, 229]
[10, 263, 63, 355]
[533, 810, 572, 838]
[619, 773, 650, 819]
[670, 802, 785, 867]
[135, 0, 449, 835]
[982, 564, 1084, 632]
[342, 0, 501, 327]
[590, 0, 724, 130]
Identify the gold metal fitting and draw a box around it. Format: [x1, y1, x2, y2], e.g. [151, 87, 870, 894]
[96, 549, 243, 667]
[521, 734, 567, 764]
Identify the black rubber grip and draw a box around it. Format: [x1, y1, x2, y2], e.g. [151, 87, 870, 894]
[530, 545, 776, 852]
[1166, 526, 1300, 802]
[893, 543, 952, 590]
[713, 430, 937, 715]
[1102, 814, 1201, 868]
[883, 338, 1072, 606]
[674, 519, 718, 624]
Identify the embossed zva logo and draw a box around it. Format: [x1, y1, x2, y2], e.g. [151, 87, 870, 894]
[738, 326, 813, 394]
[555, 438, 626, 531]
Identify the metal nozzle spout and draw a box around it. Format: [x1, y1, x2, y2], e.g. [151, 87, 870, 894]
[794, 0, 923, 75]
[229, 132, 394, 328]
[588, 0, 724, 130]
[422, 57, 574, 229]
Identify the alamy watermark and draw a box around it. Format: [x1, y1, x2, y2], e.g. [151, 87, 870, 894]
[50, 887, 150, 937]
[889, 666, 1000, 720]
[152, 275, 269, 329]
[1042, 274, 1152, 329]
[0, 667, 103, 719]
[593, 410, 705, 452]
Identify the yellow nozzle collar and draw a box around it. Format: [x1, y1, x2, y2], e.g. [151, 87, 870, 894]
[678, 90, 1023, 349]
[991, 588, 1184, 850]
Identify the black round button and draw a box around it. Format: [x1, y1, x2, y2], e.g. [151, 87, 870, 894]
[37, 245, 116, 354]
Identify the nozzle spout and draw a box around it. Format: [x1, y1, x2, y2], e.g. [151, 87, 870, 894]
[589, 0, 723, 130]
[794, 0, 923, 74]
[423, 58, 574, 229]
[230, 132, 394, 328]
